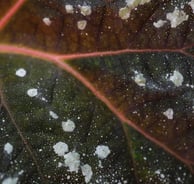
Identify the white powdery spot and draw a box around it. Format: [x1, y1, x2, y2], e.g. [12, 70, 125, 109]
[49, 111, 59, 119]
[163, 108, 174, 120]
[166, 8, 188, 28]
[79, 5, 92, 16]
[64, 151, 80, 173]
[119, 7, 131, 20]
[133, 71, 146, 87]
[4, 142, 13, 155]
[119, 0, 151, 19]
[153, 20, 167, 28]
[42, 17, 52, 26]
[189, 0, 194, 13]
[53, 142, 69, 156]
[169, 70, 184, 87]
[15, 68, 26, 77]
[95, 145, 111, 159]
[126, 0, 151, 8]
[62, 119, 75, 132]
[2, 177, 18, 184]
[77, 20, 87, 30]
[27, 88, 38, 97]
[81, 164, 93, 183]
[65, 4, 74, 14]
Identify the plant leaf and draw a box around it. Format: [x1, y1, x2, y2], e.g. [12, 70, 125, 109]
[1, 0, 194, 183]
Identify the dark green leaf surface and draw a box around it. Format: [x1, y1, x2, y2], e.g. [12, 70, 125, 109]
[0, 54, 135, 183]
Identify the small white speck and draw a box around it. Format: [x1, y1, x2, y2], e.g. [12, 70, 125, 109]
[42, 17, 52, 26]
[153, 20, 167, 28]
[49, 111, 59, 119]
[77, 20, 87, 30]
[169, 70, 184, 87]
[133, 71, 146, 87]
[143, 157, 147, 160]
[4, 142, 13, 155]
[163, 108, 174, 120]
[64, 151, 80, 173]
[95, 145, 111, 159]
[62, 119, 75, 132]
[65, 4, 74, 14]
[53, 142, 69, 156]
[81, 164, 93, 183]
[15, 68, 26, 77]
[2, 177, 18, 184]
[18, 170, 24, 175]
[166, 8, 188, 28]
[79, 5, 92, 16]
[58, 162, 63, 168]
[27, 88, 38, 97]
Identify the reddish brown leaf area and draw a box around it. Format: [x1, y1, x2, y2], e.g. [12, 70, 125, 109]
[0, 0, 17, 18]
[0, 0, 194, 54]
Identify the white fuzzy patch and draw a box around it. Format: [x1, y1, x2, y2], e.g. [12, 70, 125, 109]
[81, 164, 93, 183]
[77, 20, 87, 30]
[95, 145, 111, 159]
[64, 151, 80, 172]
[65, 4, 74, 14]
[49, 111, 59, 119]
[133, 71, 146, 87]
[27, 88, 38, 97]
[4, 143, 13, 155]
[42, 17, 52, 26]
[79, 5, 92, 16]
[119, 7, 131, 20]
[153, 20, 167, 28]
[53, 142, 69, 156]
[119, 0, 151, 19]
[62, 119, 75, 132]
[166, 8, 188, 28]
[15, 68, 26, 77]
[163, 108, 174, 120]
[169, 70, 184, 87]
[2, 177, 18, 184]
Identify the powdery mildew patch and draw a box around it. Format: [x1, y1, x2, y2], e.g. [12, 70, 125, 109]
[2, 177, 18, 184]
[119, 0, 151, 19]
[79, 5, 92, 16]
[153, 20, 167, 28]
[163, 108, 174, 120]
[27, 88, 38, 97]
[189, 0, 194, 13]
[53, 142, 69, 156]
[15, 68, 26, 77]
[169, 70, 184, 87]
[49, 111, 59, 119]
[166, 8, 188, 28]
[133, 71, 146, 87]
[65, 4, 74, 14]
[64, 151, 80, 173]
[77, 20, 87, 30]
[42, 17, 52, 26]
[62, 119, 76, 132]
[4, 142, 13, 155]
[95, 145, 111, 159]
[81, 164, 93, 183]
